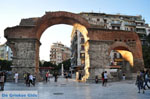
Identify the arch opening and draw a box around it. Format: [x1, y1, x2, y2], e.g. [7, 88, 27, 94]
[109, 41, 134, 67]
[116, 50, 133, 66]
[35, 12, 90, 82]
[71, 23, 90, 82]
[109, 46, 133, 67]
[40, 24, 73, 61]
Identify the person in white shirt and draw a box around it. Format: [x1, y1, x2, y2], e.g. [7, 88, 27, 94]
[29, 74, 34, 87]
[104, 71, 108, 86]
[14, 72, 19, 83]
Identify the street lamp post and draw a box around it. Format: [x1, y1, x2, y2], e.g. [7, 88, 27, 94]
[61, 64, 64, 77]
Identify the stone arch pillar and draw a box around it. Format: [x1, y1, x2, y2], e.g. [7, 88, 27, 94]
[4, 26, 39, 79]
[87, 40, 111, 82]
[8, 38, 39, 79]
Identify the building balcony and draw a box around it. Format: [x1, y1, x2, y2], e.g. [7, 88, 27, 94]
[124, 23, 136, 26]
[135, 19, 145, 23]
[136, 25, 146, 29]
[136, 28, 146, 34]
[111, 21, 121, 26]
[136, 31, 146, 34]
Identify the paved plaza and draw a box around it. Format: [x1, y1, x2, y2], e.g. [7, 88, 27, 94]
[1, 77, 150, 99]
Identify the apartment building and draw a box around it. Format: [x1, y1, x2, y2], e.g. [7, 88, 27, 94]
[50, 42, 71, 65]
[80, 12, 150, 45]
[71, 30, 85, 69]
[0, 44, 13, 60]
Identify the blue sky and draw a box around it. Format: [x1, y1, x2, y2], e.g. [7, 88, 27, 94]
[0, 0, 150, 61]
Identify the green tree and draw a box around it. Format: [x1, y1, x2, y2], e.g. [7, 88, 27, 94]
[58, 59, 71, 71]
[147, 34, 150, 43]
[0, 60, 12, 71]
[39, 61, 43, 67]
[42, 61, 56, 67]
[142, 34, 150, 68]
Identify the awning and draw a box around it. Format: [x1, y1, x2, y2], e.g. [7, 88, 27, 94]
[110, 65, 121, 69]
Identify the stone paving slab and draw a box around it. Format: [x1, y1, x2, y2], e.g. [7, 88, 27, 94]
[0, 78, 150, 99]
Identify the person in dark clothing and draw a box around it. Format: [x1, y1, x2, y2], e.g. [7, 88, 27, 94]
[45, 72, 49, 83]
[143, 70, 150, 89]
[4, 72, 7, 83]
[101, 72, 104, 86]
[0, 72, 5, 91]
[32, 75, 36, 86]
[95, 75, 98, 84]
[136, 71, 145, 93]
[26, 73, 30, 87]
[78, 72, 82, 82]
[53, 71, 58, 82]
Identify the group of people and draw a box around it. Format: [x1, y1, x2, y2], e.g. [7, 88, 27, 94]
[23, 73, 36, 87]
[45, 71, 58, 82]
[45, 72, 52, 82]
[101, 71, 108, 86]
[95, 71, 108, 86]
[45, 71, 72, 82]
[136, 69, 150, 93]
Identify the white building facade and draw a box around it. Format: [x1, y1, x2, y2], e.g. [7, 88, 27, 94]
[50, 42, 71, 65]
[0, 44, 13, 60]
[80, 12, 149, 45]
[71, 30, 85, 69]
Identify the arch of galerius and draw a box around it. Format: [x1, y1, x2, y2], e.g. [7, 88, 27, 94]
[4, 11, 144, 81]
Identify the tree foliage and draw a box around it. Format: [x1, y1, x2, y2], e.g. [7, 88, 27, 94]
[58, 59, 71, 71]
[0, 59, 12, 71]
[142, 34, 150, 68]
[40, 61, 57, 67]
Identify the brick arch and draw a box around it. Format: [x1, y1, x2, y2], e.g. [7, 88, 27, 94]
[88, 29, 143, 59]
[32, 11, 91, 81]
[4, 11, 144, 81]
[109, 42, 132, 53]
[108, 41, 136, 57]
[34, 11, 90, 40]
[109, 42, 134, 66]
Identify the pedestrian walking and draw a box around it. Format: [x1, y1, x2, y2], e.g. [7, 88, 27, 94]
[53, 71, 58, 82]
[29, 74, 35, 87]
[14, 72, 19, 83]
[48, 73, 51, 82]
[0, 72, 5, 91]
[23, 73, 27, 84]
[143, 70, 150, 89]
[104, 71, 108, 86]
[101, 72, 104, 86]
[45, 72, 49, 82]
[95, 75, 98, 84]
[25, 73, 29, 86]
[136, 71, 145, 93]
[33, 75, 36, 85]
